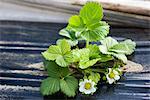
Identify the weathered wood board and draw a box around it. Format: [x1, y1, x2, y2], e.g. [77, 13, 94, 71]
[0, 21, 150, 100]
[0, 0, 150, 28]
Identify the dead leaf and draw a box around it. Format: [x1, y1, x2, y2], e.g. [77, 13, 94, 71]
[121, 60, 143, 72]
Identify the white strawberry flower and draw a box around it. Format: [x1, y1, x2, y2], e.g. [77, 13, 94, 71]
[79, 79, 96, 94]
[106, 68, 120, 84]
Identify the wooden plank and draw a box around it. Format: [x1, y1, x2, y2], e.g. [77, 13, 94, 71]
[99, 0, 150, 16]
[0, 1, 150, 28]
[104, 10, 150, 28]
[5, 0, 150, 16]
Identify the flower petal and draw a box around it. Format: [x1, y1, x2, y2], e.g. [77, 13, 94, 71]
[90, 87, 96, 93]
[108, 78, 115, 84]
[91, 81, 95, 86]
[84, 79, 89, 83]
[79, 86, 85, 92]
[106, 74, 110, 80]
[113, 70, 119, 75]
[84, 90, 92, 94]
[114, 75, 120, 80]
[108, 68, 112, 74]
[79, 81, 85, 86]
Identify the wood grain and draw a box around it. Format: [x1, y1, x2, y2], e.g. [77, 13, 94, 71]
[0, 0, 149, 28]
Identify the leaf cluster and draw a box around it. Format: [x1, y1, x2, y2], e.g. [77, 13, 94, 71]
[40, 61, 78, 97]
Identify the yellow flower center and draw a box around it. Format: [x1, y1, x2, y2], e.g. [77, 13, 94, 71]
[109, 72, 115, 78]
[84, 82, 92, 90]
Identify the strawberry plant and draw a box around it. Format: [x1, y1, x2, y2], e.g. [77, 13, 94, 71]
[40, 2, 136, 97]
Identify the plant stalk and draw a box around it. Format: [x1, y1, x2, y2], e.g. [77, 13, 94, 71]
[91, 69, 106, 73]
[86, 41, 89, 47]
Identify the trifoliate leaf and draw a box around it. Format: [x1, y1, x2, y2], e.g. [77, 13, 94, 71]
[109, 39, 136, 55]
[66, 2, 109, 42]
[81, 21, 109, 41]
[60, 76, 78, 97]
[42, 39, 72, 67]
[43, 60, 70, 78]
[40, 77, 60, 95]
[80, 2, 103, 24]
[99, 37, 135, 63]
[88, 72, 100, 84]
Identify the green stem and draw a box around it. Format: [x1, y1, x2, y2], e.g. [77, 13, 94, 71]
[93, 64, 103, 67]
[91, 69, 106, 73]
[86, 40, 89, 48]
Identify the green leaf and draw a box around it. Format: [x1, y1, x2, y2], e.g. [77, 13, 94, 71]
[56, 55, 70, 67]
[66, 39, 78, 47]
[59, 28, 72, 38]
[40, 77, 60, 95]
[100, 37, 118, 49]
[59, 28, 77, 39]
[42, 46, 61, 60]
[72, 48, 101, 69]
[43, 60, 60, 77]
[79, 58, 100, 69]
[99, 45, 108, 54]
[60, 76, 78, 97]
[80, 2, 103, 24]
[68, 15, 84, 28]
[81, 21, 109, 41]
[109, 39, 136, 55]
[57, 39, 71, 54]
[59, 29, 80, 46]
[43, 60, 70, 77]
[99, 37, 135, 63]
[87, 44, 100, 58]
[57, 39, 78, 47]
[72, 48, 89, 62]
[98, 54, 114, 62]
[88, 72, 100, 84]
[42, 39, 72, 67]
[86, 19, 101, 30]
[88, 44, 113, 62]
[67, 15, 85, 32]
[111, 53, 127, 63]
